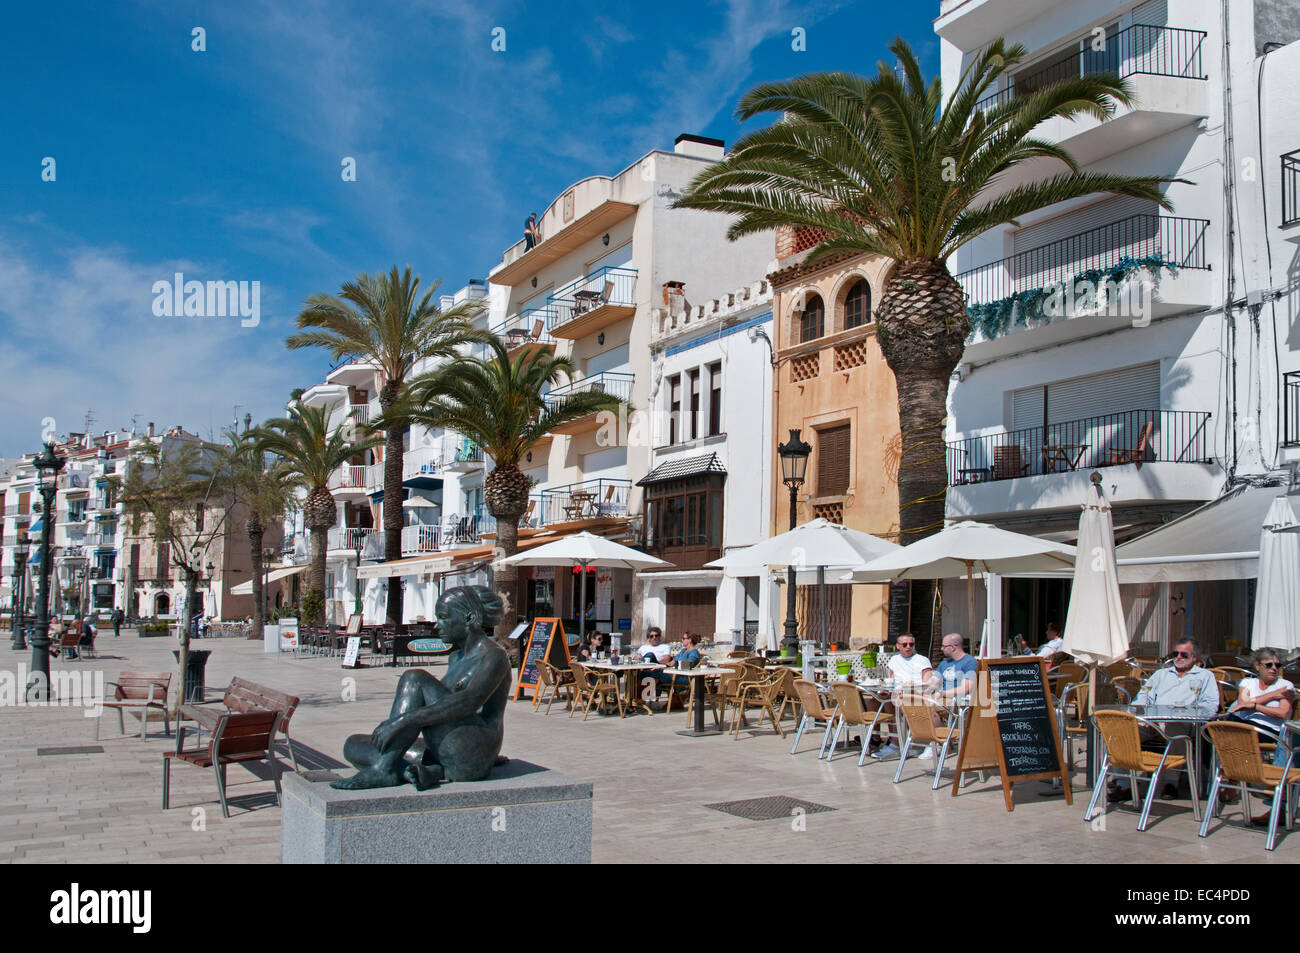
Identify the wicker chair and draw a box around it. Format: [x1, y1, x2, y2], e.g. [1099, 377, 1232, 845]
[1199, 720, 1300, 851]
[1084, 710, 1200, 831]
[568, 661, 623, 720]
[892, 695, 962, 787]
[535, 659, 575, 714]
[826, 682, 894, 767]
[770, 667, 800, 723]
[789, 679, 839, 758]
[725, 671, 786, 740]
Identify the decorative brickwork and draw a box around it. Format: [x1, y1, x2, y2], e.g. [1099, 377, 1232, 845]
[811, 501, 843, 524]
[833, 340, 868, 371]
[790, 353, 820, 383]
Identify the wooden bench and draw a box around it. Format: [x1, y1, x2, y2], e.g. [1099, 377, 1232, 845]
[98, 671, 172, 741]
[163, 709, 283, 818]
[184, 676, 302, 772]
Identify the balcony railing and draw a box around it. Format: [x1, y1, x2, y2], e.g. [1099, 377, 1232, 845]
[539, 479, 631, 525]
[1284, 372, 1300, 447]
[546, 267, 637, 332]
[975, 24, 1207, 113]
[348, 403, 371, 425]
[492, 309, 556, 349]
[959, 214, 1209, 337]
[328, 526, 380, 553]
[945, 409, 1212, 487]
[1283, 150, 1300, 228]
[329, 464, 368, 491]
[543, 372, 634, 412]
[401, 524, 441, 554]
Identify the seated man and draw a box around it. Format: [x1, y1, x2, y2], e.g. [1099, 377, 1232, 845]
[873, 634, 933, 759]
[930, 633, 976, 700]
[655, 633, 701, 698]
[1111, 637, 1218, 800]
[636, 626, 671, 665]
[1037, 622, 1064, 658]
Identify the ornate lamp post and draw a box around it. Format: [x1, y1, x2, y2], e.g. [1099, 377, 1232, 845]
[28, 444, 64, 701]
[10, 530, 30, 649]
[777, 429, 811, 652]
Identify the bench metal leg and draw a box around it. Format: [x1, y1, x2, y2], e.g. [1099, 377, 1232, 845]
[214, 763, 230, 818]
[161, 757, 170, 810]
[282, 731, 300, 773]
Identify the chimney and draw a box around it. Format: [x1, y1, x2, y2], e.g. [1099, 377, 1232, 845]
[673, 134, 725, 160]
[146, 422, 155, 437]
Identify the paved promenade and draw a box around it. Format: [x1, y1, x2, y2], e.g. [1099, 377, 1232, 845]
[0, 632, 1292, 863]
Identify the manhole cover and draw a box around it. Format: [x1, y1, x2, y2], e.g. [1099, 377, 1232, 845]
[703, 795, 835, 821]
[37, 746, 105, 756]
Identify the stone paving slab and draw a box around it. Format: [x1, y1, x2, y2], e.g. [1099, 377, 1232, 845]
[0, 633, 1293, 864]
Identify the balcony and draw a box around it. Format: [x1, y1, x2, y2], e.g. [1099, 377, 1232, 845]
[492, 309, 556, 358]
[539, 479, 631, 526]
[58, 471, 89, 491]
[968, 25, 1208, 166]
[945, 409, 1220, 518]
[402, 445, 444, 481]
[542, 372, 633, 435]
[1285, 372, 1300, 447]
[328, 464, 369, 495]
[959, 214, 1211, 361]
[401, 524, 441, 555]
[347, 403, 372, 425]
[442, 440, 484, 473]
[1284, 150, 1300, 229]
[546, 267, 638, 339]
[328, 526, 381, 555]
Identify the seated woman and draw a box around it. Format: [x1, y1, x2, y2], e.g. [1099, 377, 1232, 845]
[655, 633, 701, 695]
[1228, 647, 1296, 766]
[577, 631, 605, 662]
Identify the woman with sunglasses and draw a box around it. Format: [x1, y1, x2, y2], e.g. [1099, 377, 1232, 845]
[1228, 647, 1296, 766]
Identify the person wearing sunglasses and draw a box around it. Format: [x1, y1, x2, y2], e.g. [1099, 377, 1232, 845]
[1111, 638, 1218, 801]
[872, 634, 933, 760]
[1228, 647, 1295, 768]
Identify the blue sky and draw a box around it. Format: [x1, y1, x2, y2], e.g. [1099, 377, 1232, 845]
[0, 0, 938, 457]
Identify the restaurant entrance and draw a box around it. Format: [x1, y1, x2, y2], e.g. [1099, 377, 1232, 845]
[1005, 577, 1071, 651]
[665, 587, 716, 640]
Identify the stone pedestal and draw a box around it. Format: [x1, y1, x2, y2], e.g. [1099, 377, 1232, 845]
[281, 760, 592, 864]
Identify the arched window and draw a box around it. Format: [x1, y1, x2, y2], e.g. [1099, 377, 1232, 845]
[798, 294, 825, 343]
[155, 593, 170, 616]
[844, 279, 871, 329]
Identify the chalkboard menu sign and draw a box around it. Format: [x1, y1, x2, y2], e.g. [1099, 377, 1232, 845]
[513, 618, 570, 701]
[950, 657, 1070, 812]
[887, 582, 911, 641]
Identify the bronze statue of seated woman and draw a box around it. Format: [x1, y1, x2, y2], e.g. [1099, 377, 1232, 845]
[332, 585, 511, 790]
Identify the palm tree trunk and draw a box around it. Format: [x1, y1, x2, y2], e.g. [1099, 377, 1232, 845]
[380, 381, 404, 630]
[309, 525, 327, 613]
[492, 518, 521, 657]
[248, 525, 264, 642]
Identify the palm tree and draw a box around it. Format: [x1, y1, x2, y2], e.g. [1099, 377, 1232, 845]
[286, 266, 488, 628]
[674, 38, 1177, 543]
[212, 429, 300, 641]
[255, 403, 381, 625]
[382, 337, 626, 650]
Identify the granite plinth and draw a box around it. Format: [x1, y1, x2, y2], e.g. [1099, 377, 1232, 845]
[281, 759, 592, 864]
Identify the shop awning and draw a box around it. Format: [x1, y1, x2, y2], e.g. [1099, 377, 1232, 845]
[357, 554, 452, 579]
[1110, 483, 1290, 583]
[229, 563, 309, 595]
[636, 452, 727, 486]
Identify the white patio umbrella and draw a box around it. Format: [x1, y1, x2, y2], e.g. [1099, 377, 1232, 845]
[847, 521, 1077, 648]
[1062, 476, 1130, 666]
[1251, 495, 1300, 651]
[498, 531, 671, 643]
[707, 518, 902, 653]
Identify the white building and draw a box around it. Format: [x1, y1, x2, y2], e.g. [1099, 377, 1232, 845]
[636, 279, 778, 643]
[936, 0, 1300, 651]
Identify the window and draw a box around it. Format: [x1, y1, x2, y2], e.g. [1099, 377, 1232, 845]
[798, 294, 825, 343]
[708, 362, 722, 436]
[156, 545, 170, 582]
[668, 374, 681, 444]
[844, 279, 871, 329]
[817, 424, 851, 497]
[641, 474, 726, 570]
[1284, 150, 1300, 227]
[688, 369, 701, 440]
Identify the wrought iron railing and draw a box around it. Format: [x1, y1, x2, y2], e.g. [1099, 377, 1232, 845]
[958, 214, 1209, 309]
[492, 309, 556, 349]
[1283, 150, 1300, 228]
[945, 409, 1212, 486]
[975, 24, 1207, 112]
[546, 267, 637, 331]
[539, 479, 631, 525]
[542, 372, 633, 413]
[1284, 371, 1300, 447]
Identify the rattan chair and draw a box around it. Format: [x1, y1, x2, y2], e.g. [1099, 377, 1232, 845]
[892, 695, 962, 787]
[826, 682, 893, 767]
[789, 679, 839, 758]
[770, 667, 800, 723]
[725, 671, 786, 740]
[535, 659, 575, 714]
[1084, 710, 1201, 831]
[1199, 721, 1300, 851]
[568, 661, 623, 720]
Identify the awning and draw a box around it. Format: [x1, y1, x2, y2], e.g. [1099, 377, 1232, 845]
[1110, 483, 1290, 583]
[358, 554, 452, 579]
[637, 452, 727, 487]
[229, 564, 309, 595]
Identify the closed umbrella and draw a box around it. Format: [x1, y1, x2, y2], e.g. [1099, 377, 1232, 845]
[498, 532, 671, 643]
[1062, 477, 1130, 664]
[707, 518, 901, 653]
[1251, 496, 1300, 651]
[848, 521, 1077, 648]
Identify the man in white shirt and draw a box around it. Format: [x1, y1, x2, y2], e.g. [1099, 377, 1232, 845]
[874, 634, 933, 760]
[1037, 622, 1064, 658]
[636, 626, 671, 664]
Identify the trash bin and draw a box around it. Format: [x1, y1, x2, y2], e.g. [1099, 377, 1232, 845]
[172, 649, 212, 703]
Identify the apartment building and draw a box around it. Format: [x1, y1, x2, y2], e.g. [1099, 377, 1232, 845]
[637, 278, 776, 643]
[767, 242, 904, 649]
[482, 134, 773, 640]
[936, 0, 1300, 652]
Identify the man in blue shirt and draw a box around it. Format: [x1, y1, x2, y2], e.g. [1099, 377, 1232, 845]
[655, 633, 701, 699]
[930, 633, 977, 700]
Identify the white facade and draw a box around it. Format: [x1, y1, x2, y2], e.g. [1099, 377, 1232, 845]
[936, 0, 1300, 646]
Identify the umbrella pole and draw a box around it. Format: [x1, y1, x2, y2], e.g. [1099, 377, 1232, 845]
[966, 562, 975, 647]
[818, 566, 827, 655]
[579, 562, 586, 644]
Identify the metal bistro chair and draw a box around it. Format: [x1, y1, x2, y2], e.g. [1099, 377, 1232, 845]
[1200, 721, 1300, 851]
[790, 679, 839, 758]
[826, 681, 894, 767]
[1084, 710, 1201, 832]
[893, 695, 963, 788]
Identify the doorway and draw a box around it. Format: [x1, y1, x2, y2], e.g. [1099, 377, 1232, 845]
[1005, 578, 1071, 651]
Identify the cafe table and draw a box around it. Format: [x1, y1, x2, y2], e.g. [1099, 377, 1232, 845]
[663, 666, 730, 738]
[581, 659, 663, 716]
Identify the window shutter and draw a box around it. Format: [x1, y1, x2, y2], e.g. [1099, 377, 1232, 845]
[817, 424, 851, 496]
[1132, 0, 1166, 26]
[1045, 362, 1160, 424]
[1010, 387, 1046, 432]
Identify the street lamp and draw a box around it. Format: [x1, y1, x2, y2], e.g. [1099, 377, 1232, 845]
[777, 428, 811, 652]
[28, 443, 64, 701]
[10, 530, 30, 649]
[353, 537, 364, 619]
